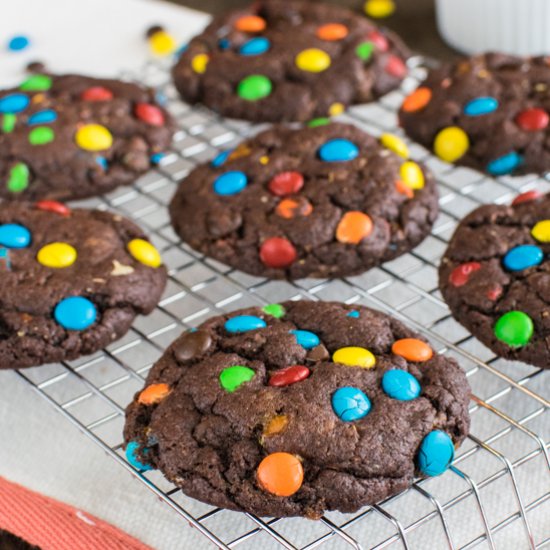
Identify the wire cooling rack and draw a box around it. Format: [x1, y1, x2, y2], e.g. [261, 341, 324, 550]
[15, 56, 550, 550]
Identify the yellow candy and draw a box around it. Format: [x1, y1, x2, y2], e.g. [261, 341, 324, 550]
[380, 133, 409, 159]
[149, 30, 177, 56]
[191, 53, 209, 74]
[531, 220, 550, 242]
[364, 0, 396, 18]
[259, 155, 269, 165]
[400, 161, 425, 190]
[329, 102, 345, 116]
[75, 124, 113, 152]
[295, 48, 331, 73]
[37, 242, 77, 268]
[333, 346, 376, 369]
[128, 238, 162, 268]
[433, 126, 469, 163]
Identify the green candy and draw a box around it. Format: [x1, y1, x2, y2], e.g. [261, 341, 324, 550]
[2, 114, 16, 133]
[29, 126, 54, 145]
[262, 303, 286, 319]
[307, 117, 331, 128]
[219, 365, 255, 393]
[494, 311, 534, 348]
[237, 75, 272, 101]
[20, 74, 52, 92]
[356, 41, 374, 61]
[7, 163, 30, 193]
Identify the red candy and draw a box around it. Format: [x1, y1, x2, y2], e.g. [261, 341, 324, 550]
[80, 86, 114, 101]
[268, 365, 310, 387]
[385, 55, 407, 78]
[35, 200, 71, 217]
[368, 30, 389, 52]
[268, 172, 304, 196]
[449, 262, 481, 287]
[260, 237, 297, 268]
[515, 108, 549, 131]
[512, 190, 542, 205]
[135, 103, 165, 126]
[487, 285, 503, 301]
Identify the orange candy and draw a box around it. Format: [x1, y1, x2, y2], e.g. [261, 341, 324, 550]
[395, 179, 414, 198]
[402, 87, 432, 113]
[316, 23, 349, 41]
[257, 452, 304, 496]
[234, 15, 267, 33]
[138, 383, 171, 405]
[275, 198, 313, 219]
[392, 338, 433, 362]
[336, 211, 373, 244]
[263, 415, 289, 437]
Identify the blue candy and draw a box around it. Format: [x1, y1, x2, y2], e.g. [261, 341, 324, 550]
[225, 315, 267, 333]
[0, 93, 29, 114]
[417, 430, 455, 476]
[239, 37, 271, 55]
[8, 35, 30, 52]
[54, 296, 97, 331]
[0, 223, 31, 248]
[211, 149, 232, 168]
[347, 310, 360, 318]
[95, 156, 108, 170]
[218, 38, 231, 50]
[213, 171, 248, 195]
[487, 152, 523, 175]
[125, 441, 153, 471]
[318, 139, 359, 162]
[503, 245, 543, 271]
[382, 369, 421, 401]
[290, 329, 320, 349]
[150, 152, 165, 165]
[175, 43, 189, 58]
[332, 386, 371, 422]
[464, 96, 499, 116]
[28, 110, 57, 125]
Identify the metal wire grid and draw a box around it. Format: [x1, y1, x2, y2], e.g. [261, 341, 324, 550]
[13, 56, 550, 550]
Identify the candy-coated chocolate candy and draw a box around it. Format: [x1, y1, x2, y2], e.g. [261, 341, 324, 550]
[336, 211, 373, 244]
[290, 329, 320, 350]
[494, 311, 533, 347]
[308, 117, 331, 128]
[96, 156, 108, 169]
[402, 87, 432, 112]
[259, 155, 269, 165]
[7, 162, 29, 193]
[257, 452, 303, 496]
[29, 126, 54, 145]
[37, 242, 77, 268]
[228, 144, 252, 161]
[28, 110, 57, 125]
[262, 303, 285, 318]
[347, 310, 360, 318]
[368, 30, 389, 51]
[8, 35, 29, 51]
[135, 103, 165, 126]
[173, 330, 212, 362]
[295, 48, 331, 72]
[268, 171, 304, 196]
[487, 285, 503, 301]
[149, 30, 177, 56]
[364, 0, 396, 18]
[263, 415, 289, 437]
[224, 315, 267, 334]
[81, 87, 114, 101]
[333, 346, 376, 368]
[487, 152, 523, 175]
[355, 41, 374, 61]
[0, 223, 31, 248]
[380, 133, 409, 158]
[54, 296, 97, 330]
[515, 108, 549, 131]
[318, 138, 359, 162]
[463, 96, 499, 116]
[75, 124, 113, 151]
[20, 75, 52, 92]
[213, 171, 248, 195]
[449, 261, 481, 287]
[237, 75, 272, 101]
[276, 197, 312, 219]
[2, 113, 16, 133]
[259, 237, 297, 268]
[531, 220, 550, 242]
[239, 37, 270, 55]
[0, 93, 29, 113]
[417, 430, 454, 476]
[269, 365, 310, 387]
[382, 369, 421, 401]
[316, 23, 349, 41]
[332, 386, 371, 422]
[328, 102, 345, 116]
[191, 53, 209, 74]
[217, 38, 230, 50]
[385, 55, 406, 78]
[125, 441, 153, 471]
[395, 179, 413, 198]
[234, 15, 266, 33]
[138, 383, 171, 405]
[211, 150, 231, 168]
[392, 338, 433, 362]
[128, 238, 162, 268]
[503, 245, 543, 271]
[400, 161, 425, 189]
[512, 190, 542, 205]
[219, 365, 255, 392]
[36, 200, 71, 216]
[433, 126, 469, 163]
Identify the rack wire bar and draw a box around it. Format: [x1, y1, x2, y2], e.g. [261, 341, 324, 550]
[15, 57, 550, 549]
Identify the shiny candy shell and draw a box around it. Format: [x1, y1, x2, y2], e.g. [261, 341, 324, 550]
[318, 138, 359, 162]
[211, 150, 231, 168]
[385, 55, 406, 78]
[434, 126, 469, 163]
[219, 365, 255, 392]
[128, 238, 162, 268]
[234, 15, 266, 33]
[333, 346, 376, 369]
[463, 96, 499, 116]
[138, 383, 171, 405]
[7, 163, 29, 193]
[262, 303, 285, 318]
[355, 41, 374, 61]
[81, 86, 114, 101]
[75, 124, 113, 151]
[449, 262, 481, 287]
[149, 30, 177, 56]
[54, 296, 97, 331]
[336, 211, 373, 244]
[531, 220, 550, 242]
[392, 338, 433, 362]
[125, 441, 153, 471]
[191, 53, 209, 74]
[316, 23, 349, 41]
[237, 75, 272, 101]
[503, 245, 543, 271]
[380, 133, 409, 158]
[417, 430, 454, 476]
[0, 93, 30, 113]
[402, 87, 432, 112]
[0, 223, 31, 248]
[37, 242, 77, 268]
[487, 152, 523, 176]
[400, 161, 425, 189]
[364, 0, 396, 18]
[268, 365, 310, 387]
[257, 452, 303, 497]
[516, 108, 549, 131]
[28, 110, 57, 125]
[20, 75, 52, 92]
[36, 200, 70, 216]
[494, 311, 534, 348]
[239, 37, 270, 55]
[275, 197, 312, 219]
[29, 126, 54, 145]
[332, 386, 371, 422]
[290, 329, 320, 350]
[213, 171, 248, 195]
[295, 48, 331, 73]
[259, 237, 297, 268]
[268, 171, 304, 196]
[224, 315, 266, 334]
[382, 369, 421, 401]
[135, 103, 165, 126]
[512, 190, 542, 205]
[173, 330, 212, 362]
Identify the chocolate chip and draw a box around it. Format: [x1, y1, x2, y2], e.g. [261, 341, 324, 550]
[146, 25, 164, 38]
[306, 344, 329, 363]
[173, 330, 212, 363]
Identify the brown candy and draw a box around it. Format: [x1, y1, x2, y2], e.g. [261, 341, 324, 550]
[173, 330, 212, 363]
[306, 344, 329, 363]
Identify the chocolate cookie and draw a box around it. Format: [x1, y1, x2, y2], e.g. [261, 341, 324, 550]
[172, 0, 410, 122]
[124, 300, 471, 518]
[440, 190, 550, 369]
[399, 53, 550, 176]
[169, 122, 438, 279]
[0, 73, 175, 201]
[0, 530, 40, 550]
[0, 201, 167, 369]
